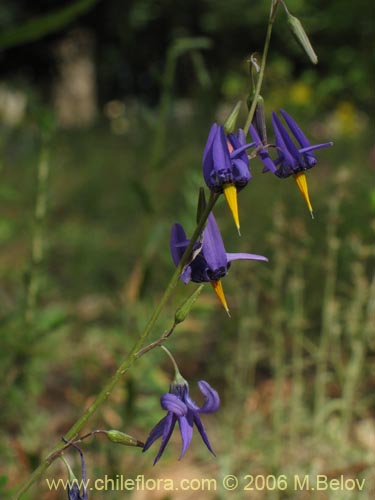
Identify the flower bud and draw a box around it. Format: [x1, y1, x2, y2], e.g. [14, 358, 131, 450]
[223, 100, 242, 134]
[287, 14, 318, 65]
[105, 430, 144, 447]
[174, 284, 204, 324]
[247, 94, 267, 144]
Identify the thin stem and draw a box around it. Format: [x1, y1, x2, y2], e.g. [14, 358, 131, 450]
[25, 136, 50, 326]
[243, 0, 279, 135]
[13, 191, 219, 499]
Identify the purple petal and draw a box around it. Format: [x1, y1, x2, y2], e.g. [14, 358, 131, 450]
[202, 213, 227, 272]
[272, 112, 299, 168]
[161, 393, 187, 416]
[212, 126, 232, 174]
[231, 158, 251, 187]
[249, 125, 277, 174]
[143, 415, 169, 452]
[153, 413, 177, 465]
[178, 413, 194, 459]
[202, 124, 218, 186]
[193, 413, 215, 455]
[299, 142, 333, 154]
[180, 265, 192, 284]
[197, 380, 220, 414]
[235, 128, 246, 145]
[280, 109, 310, 149]
[226, 252, 268, 263]
[170, 223, 189, 267]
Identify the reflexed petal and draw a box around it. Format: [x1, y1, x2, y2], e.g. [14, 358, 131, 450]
[249, 125, 277, 174]
[178, 413, 194, 459]
[193, 413, 215, 455]
[272, 112, 298, 168]
[161, 393, 188, 416]
[202, 213, 227, 271]
[229, 141, 255, 158]
[197, 380, 220, 413]
[143, 415, 169, 452]
[280, 109, 310, 149]
[202, 123, 218, 187]
[226, 252, 268, 263]
[153, 413, 178, 465]
[235, 128, 246, 145]
[170, 223, 188, 267]
[213, 126, 232, 174]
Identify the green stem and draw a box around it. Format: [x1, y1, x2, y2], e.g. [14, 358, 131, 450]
[13, 192, 219, 499]
[25, 137, 50, 326]
[243, 0, 279, 134]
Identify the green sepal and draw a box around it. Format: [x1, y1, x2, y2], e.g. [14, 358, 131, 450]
[223, 100, 242, 134]
[60, 456, 77, 483]
[174, 284, 204, 325]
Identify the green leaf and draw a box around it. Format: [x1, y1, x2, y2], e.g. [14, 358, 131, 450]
[0, 0, 99, 50]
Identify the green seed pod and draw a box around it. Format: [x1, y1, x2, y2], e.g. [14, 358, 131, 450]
[287, 14, 318, 65]
[105, 430, 144, 447]
[223, 100, 242, 134]
[175, 285, 204, 325]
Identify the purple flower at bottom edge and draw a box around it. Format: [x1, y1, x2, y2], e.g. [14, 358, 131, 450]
[143, 379, 220, 465]
[66, 445, 88, 500]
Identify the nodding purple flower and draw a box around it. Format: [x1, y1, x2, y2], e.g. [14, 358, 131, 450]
[250, 110, 333, 217]
[143, 376, 220, 465]
[250, 109, 333, 177]
[170, 212, 268, 314]
[203, 123, 255, 232]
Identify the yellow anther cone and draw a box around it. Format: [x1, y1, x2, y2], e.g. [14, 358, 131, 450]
[293, 172, 314, 219]
[223, 183, 241, 234]
[211, 279, 231, 317]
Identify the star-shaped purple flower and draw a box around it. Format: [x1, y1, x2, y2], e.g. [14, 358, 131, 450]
[143, 377, 220, 465]
[250, 109, 333, 216]
[170, 212, 268, 314]
[203, 123, 255, 232]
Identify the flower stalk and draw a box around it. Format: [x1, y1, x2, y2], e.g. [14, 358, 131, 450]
[13, 192, 219, 499]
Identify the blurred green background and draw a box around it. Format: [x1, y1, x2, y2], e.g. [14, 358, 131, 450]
[0, 0, 374, 499]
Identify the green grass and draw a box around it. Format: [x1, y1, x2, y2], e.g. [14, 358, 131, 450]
[0, 101, 374, 499]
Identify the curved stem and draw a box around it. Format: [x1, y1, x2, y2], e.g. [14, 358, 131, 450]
[13, 191, 219, 499]
[243, 0, 279, 134]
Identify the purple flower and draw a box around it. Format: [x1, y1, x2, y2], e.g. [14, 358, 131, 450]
[66, 444, 88, 500]
[203, 123, 255, 232]
[250, 110, 333, 216]
[170, 212, 268, 314]
[143, 377, 220, 465]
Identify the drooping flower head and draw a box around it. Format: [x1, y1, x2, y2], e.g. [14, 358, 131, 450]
[203, 123, 255, 233]
[250, 109, 333, 217]
[170, 212, 268, 315]
[63, 443, 88, 500]
[143, 350, 220, 465]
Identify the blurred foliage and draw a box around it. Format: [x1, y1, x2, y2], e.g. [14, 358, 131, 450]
[0, 0, 373, 112]
[0, 1, 374, 498]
